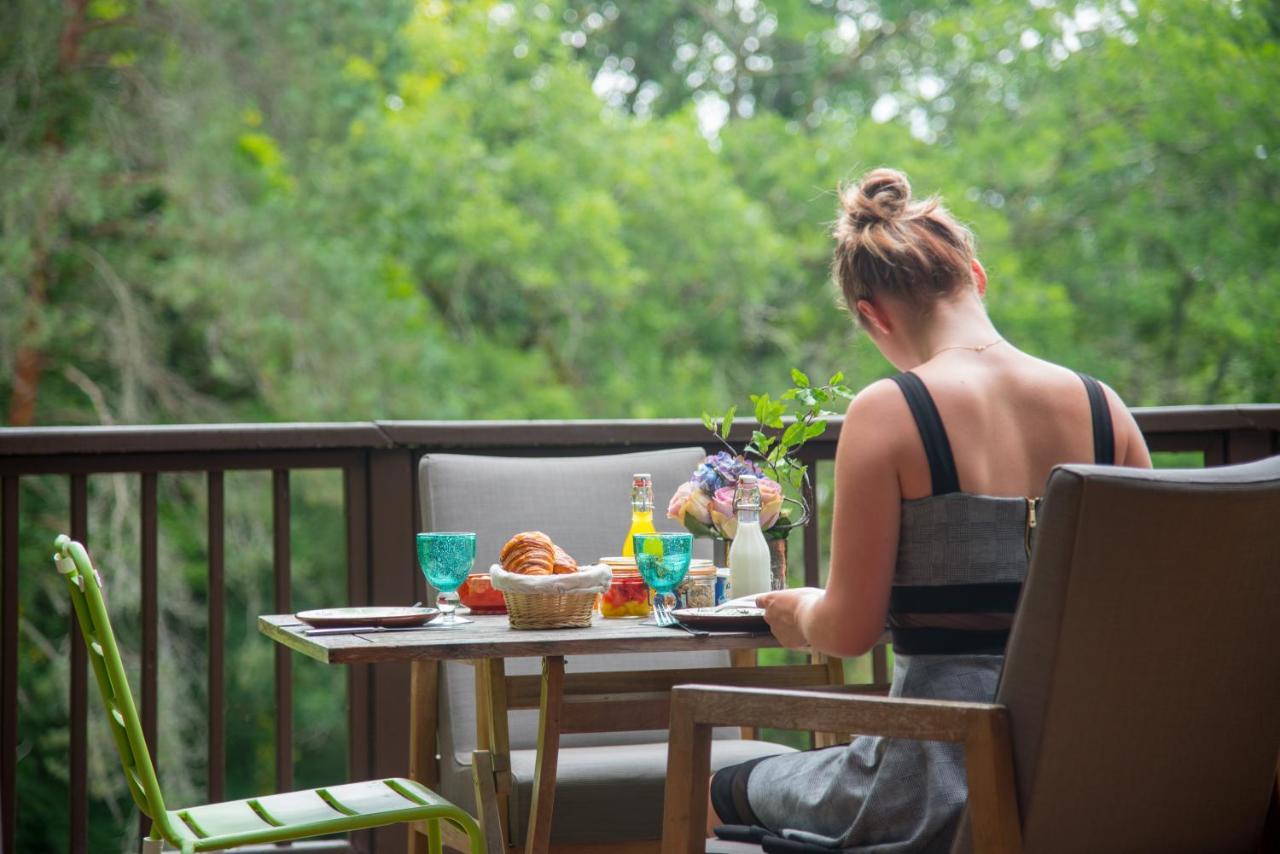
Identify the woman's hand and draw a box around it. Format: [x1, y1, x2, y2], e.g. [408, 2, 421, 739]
[756, 587, 823, 649]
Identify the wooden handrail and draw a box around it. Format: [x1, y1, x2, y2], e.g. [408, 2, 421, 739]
[0, 405, 1276, 457]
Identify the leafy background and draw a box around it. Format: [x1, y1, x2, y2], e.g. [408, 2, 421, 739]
[2, 0, 1277, 849]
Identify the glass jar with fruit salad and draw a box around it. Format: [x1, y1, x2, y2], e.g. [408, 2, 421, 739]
[600, 568, 652, 619]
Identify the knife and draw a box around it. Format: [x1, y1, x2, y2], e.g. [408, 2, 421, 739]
[302, 624, 438, 636]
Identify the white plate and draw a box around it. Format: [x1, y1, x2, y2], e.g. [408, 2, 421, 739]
[294, 607, 438, 628]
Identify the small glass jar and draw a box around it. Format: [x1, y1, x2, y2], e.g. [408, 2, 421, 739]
[600, 570, 652, 619]
[675, 564, 718, 609]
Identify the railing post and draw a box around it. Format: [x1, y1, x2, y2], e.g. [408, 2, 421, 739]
[273, 470, 293, 795]
[207, 471, 226, 803]
[69, 475, 88, 854]
[345, 453, 373, 854]
[1, 476, 18, 854]
[1225, 428, 1276, 464]
[801, 451, 820, 589]
[140, 472, 159, 844]
[366, 448, 419, 854]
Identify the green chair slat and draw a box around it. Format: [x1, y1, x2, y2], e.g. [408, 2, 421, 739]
[316, 788, 357, 816]
[52, 535, 486, 854]
[320, 779, 425, 815]
[173, 800, 276, 840]
[249, 789, 356, 826]
[387, 777, 453, 808]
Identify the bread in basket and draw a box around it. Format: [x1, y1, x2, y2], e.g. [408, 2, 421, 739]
[491, 532, 611, 629]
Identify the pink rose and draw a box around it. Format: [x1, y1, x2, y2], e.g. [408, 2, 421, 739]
[667, 481, 714, 526]
[710, 486, 738, 539]
[667, 481, 696, 523]
[759, 478, 784, 530]
[685, 489, 713, 525]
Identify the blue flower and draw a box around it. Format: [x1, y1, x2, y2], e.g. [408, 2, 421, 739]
[691, 451, 762, 496]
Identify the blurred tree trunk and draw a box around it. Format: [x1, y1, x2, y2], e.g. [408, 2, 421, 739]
[7, 0, 85, 426]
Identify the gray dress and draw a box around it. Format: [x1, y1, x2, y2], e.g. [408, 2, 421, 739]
[745, 493, 1032, 852]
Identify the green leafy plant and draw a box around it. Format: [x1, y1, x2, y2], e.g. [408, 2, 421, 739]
[703, 369, 854, 535]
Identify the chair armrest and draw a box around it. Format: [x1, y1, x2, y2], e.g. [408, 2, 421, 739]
[670, 683, 999, 741]
[660, 685, 1023, 854]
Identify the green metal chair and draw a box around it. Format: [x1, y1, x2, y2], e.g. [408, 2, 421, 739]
[53, 534, 486, 854]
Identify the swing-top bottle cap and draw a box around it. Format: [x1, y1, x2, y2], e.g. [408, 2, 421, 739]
[734, 475, 762, 512]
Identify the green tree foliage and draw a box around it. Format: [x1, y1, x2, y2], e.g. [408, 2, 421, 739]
[2, 0, 1276, 849]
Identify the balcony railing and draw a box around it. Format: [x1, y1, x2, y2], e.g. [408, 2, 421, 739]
[2, 406, 1277, 854]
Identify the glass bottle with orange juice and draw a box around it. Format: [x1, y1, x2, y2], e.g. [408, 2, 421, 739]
[621, 473, 657, 556]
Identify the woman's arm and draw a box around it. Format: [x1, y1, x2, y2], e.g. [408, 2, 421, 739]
[758, 380, 903, 657]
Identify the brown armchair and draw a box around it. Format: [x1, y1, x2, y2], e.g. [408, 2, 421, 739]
[662, 455, 1280, 853]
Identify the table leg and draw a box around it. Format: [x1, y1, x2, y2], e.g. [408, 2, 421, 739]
[728, 649, 757, 740]
[524, 655, 565, 854]
[410, 659, 441, 854]
[478, 658, 513, 848]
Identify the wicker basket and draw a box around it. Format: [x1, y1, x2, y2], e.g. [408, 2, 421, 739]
[502, 590, 597, 630]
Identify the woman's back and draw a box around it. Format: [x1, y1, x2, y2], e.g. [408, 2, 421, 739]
[895, 349, 1140, 501]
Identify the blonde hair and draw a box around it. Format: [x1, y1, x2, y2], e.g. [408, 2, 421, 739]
[832, 168, 975, 323]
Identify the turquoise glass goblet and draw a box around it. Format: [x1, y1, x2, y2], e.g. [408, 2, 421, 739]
[416, 532, 476, 627]
[633, 532, 693, 621]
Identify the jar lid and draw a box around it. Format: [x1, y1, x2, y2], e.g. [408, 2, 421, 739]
[687, 565, 717, 577]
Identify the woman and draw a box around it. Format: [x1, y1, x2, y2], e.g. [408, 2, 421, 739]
[709, 169, 1152, 851]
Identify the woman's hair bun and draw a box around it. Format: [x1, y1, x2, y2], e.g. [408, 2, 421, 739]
[831, 166, 974, 318]
[842, 168, 911, 226]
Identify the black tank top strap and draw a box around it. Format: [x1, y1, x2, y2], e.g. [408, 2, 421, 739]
[1077, 373, 1116, 465]
[890, 372, 961, 495]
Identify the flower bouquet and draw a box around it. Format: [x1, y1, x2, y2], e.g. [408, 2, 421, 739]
[666, 452, 786, 540]
[667, 369, 855, 543]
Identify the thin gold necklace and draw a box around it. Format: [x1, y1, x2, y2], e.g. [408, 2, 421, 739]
[928, 337, 1005, 360]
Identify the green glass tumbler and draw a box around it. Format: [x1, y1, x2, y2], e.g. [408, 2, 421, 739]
[416, 532, 476, 627]
[632, 532, 693, 618]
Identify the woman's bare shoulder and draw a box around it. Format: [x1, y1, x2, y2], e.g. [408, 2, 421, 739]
[840, 377, 916, 456]
[846, 376, 910, 423]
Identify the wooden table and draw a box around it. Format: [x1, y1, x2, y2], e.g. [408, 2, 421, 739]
[259, 614, 848, 854]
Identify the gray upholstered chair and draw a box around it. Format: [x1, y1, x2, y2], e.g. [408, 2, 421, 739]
[663, 455, 1280, 853]
[419, 448, 794, 848]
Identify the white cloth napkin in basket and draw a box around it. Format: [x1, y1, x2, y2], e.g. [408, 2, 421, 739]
[489, 563, 612, 595]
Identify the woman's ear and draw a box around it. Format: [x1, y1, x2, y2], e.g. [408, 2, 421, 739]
[856, 299, 892, 336]
[972, 258, 988, 297]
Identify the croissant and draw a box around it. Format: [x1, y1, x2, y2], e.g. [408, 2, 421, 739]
[500, 531, 555, 575]
[551, 545, 578, 575]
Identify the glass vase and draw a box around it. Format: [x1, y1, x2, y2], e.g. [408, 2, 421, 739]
[712, 535, 788, 592]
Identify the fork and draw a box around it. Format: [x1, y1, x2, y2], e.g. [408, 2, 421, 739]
[653, 597, 709, 637]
